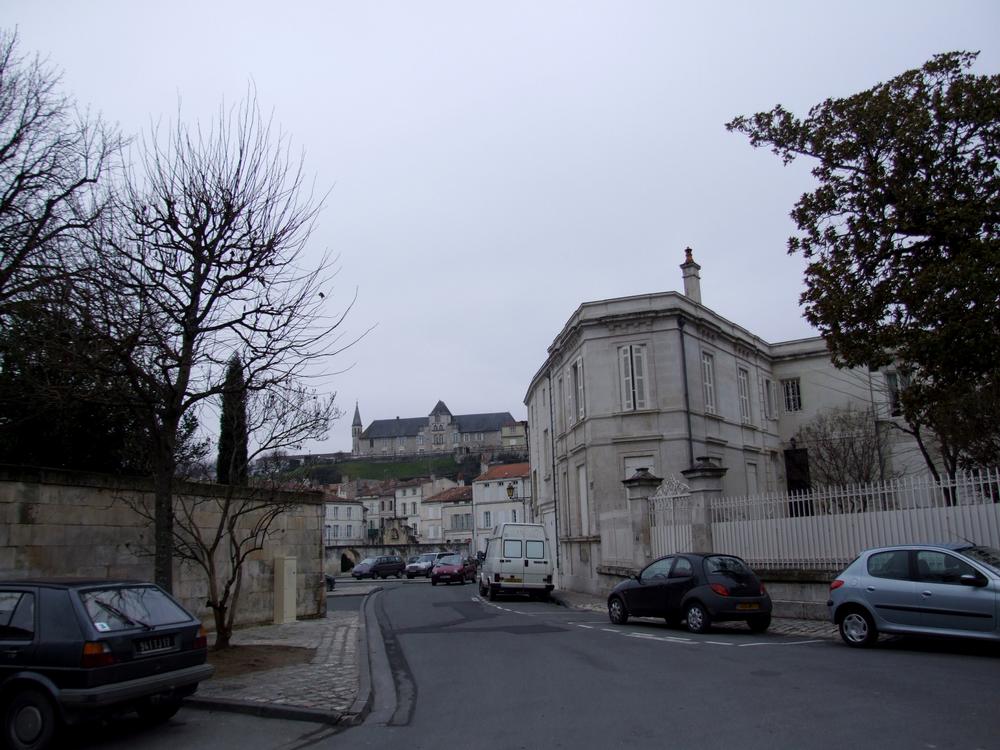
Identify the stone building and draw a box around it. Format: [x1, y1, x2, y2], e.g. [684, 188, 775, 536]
[471, 462, 531, 554]
[525, 249, 925, 595]
[351, 400, 521, 458]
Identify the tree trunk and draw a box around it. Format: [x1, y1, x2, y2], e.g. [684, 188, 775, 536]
[212, 604, 231, 650]
[153, 467, 175, 592]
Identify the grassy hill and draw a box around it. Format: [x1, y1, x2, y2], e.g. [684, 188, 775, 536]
[288, 454, 479, 485]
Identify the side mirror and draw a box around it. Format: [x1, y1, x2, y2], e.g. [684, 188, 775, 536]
[630, 573, 639, 582]
[959, 573, 988, 588]
[477, 551, 485, 562]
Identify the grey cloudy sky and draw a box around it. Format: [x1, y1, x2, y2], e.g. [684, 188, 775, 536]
[6, 1, 998, 454]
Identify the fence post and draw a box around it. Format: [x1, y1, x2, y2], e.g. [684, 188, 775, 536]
[622, 468, 662, 570]
[681, 456, 728, 553]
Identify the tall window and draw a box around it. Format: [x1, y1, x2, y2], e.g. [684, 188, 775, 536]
[483, 510, 491, 528]
[781, 378, 802, 412]
[701, 352, 716, 414]
[556, 377, 564, 433]
[511, 509, 517, 523]
[737, 367, 752, 424]
[570, 358, 585, 423]
[885, 371, 909, 417]
[759, 378, 775, 421]
[346, 524, 353, 538]
[619, 344, 648, 411]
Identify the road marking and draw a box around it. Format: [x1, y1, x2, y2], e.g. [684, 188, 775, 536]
[626, 632, 693, 644]
[576, 624, 594, 629]
[601, 628, 618, 633]
[738, 639, 823, 647]
[705, 641, 734, 646]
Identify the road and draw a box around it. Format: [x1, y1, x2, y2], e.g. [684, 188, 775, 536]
[70, 578, 1000, 749]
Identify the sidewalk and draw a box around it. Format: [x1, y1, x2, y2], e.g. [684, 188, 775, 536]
[186, 584, 380, 724]
[552, 589, 839, 639]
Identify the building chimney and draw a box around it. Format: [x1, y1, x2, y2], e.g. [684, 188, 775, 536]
[680, 247, 702, 304]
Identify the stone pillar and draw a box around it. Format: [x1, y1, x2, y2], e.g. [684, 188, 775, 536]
[622, 468, 662, 570]
[273, 556, 297, 624]
[681, 456, 727, 553]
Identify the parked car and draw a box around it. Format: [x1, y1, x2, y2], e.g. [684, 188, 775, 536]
[828, 542, 1000, 648]
[607, 553, 772, 634]
[0, 578, 213, 750]
[431, 554, 476, 585]
[351, 556, 405, 579]
[406, 551, 456, 579]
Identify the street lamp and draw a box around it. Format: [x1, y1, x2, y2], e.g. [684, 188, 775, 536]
[506, 482, 526, 523]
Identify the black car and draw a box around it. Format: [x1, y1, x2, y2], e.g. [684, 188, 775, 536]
[351, 555, 405, 579]
[0, 579, 213, 750]
[607, 553, 772, 634]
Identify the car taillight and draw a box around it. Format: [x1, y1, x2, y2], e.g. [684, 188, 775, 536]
[494, 573, 501, 583]
[830, 579, 845, 591]
[194, 625, 208, 650]
[759, 583, 767, 595]
[81, 641, 117, 668]
[710, 583, 730, 597]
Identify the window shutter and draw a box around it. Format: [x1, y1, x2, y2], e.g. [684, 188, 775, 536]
[633, 346, 647, 409]
[620, 346, 634, 411]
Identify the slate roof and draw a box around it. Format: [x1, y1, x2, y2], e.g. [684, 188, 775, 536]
[360, 410, 516, 439]
[430, 400, 452, 417]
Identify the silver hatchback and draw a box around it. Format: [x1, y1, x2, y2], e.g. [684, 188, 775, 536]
[828, 543, 1000, 647]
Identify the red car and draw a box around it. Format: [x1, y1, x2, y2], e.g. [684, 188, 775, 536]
[430, 554, 476, 585]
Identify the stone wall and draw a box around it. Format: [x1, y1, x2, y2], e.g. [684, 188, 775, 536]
[0, 466, 325, 630]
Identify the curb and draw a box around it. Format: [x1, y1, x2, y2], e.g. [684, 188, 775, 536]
[342, 587, 382, 724]
[184, 695, 342, 725]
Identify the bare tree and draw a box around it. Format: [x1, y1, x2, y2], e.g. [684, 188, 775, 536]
[96, 93, 359, 591]
[792, 405, 894, 489]
[128, 384, 335, 648]
[0, 29, 119, 316]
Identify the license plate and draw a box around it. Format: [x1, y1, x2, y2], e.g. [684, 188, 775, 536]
[505, 576, 522, 583]
[136, 635, 175, 654]
[736, 603, 760, 611]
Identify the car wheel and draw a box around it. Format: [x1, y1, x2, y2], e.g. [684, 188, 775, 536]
[431, 579, 437, 586]
[685, 601, 711, 634]
[3, 687, 56, 750]
[839, 608, 878, 648]
[608, 596, 629, 625]
[135, 697, 182, 725]
[747, 614, 771, 634]
[488, 584, 498, 601]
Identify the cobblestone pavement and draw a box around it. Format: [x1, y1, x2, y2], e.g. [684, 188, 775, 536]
[552, 589, 839, 639]
[191, 609, 361, 720]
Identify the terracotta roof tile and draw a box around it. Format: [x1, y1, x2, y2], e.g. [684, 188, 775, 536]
[474, 462, 530, 482]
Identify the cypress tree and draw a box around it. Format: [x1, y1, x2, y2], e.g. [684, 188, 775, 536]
[217, 355, 248, 484]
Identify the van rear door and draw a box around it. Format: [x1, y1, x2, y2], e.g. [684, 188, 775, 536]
[522, 537, 549, 586]
[500, 536, 525, 585]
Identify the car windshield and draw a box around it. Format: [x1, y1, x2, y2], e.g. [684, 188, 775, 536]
[962, 546, 1000, 575]
[439, 555, 462, 565]
[419, 554, 437, 562]
[704, 555, 752, 577]
[359, 558, 376, 566]
[81, 586, 190, 632]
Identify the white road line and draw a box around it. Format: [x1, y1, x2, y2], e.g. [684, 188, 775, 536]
[625, 633, 694, 644]
[601, 628, 618, 633]
[738, 639, 823, 647]
[576, 624, 594, 629]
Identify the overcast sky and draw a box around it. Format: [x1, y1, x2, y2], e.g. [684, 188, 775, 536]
[6, 1, 998, 454]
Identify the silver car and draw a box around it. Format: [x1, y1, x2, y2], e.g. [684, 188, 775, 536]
[828, 543, 1000, 647]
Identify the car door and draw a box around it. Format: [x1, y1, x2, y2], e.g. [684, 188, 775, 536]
[911, 549, 996, 633]
[661, 556, 698, 617]
[500, 537, 525, 585]
[627, 558, 674, 616]
[0, 589, 37, 678]
[860, 550, 917, 626]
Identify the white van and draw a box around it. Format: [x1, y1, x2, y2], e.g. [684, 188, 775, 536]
[478, 523, 554, 601]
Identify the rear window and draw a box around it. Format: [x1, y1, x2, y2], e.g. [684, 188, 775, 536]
[81, 586, 191, 632]
[503, 540, 523, 558]
[867, 550, 910, 580]
[526, 540, 545, 559]
[704, 556, 752, 576]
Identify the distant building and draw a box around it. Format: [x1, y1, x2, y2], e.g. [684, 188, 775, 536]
[351, 400, 520, 459]
[422, 485, 473, 546]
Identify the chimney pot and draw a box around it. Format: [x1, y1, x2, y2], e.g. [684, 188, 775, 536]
[680, 247, 702, 304]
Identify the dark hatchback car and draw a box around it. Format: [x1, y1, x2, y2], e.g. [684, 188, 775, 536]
[607, 553, 772, 634]
[351, 556, 405, 579]
[430, 554, 476, 586]
[0, 579, 213, 750]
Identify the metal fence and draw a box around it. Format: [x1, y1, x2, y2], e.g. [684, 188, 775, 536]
[711, 468, 1000, 570]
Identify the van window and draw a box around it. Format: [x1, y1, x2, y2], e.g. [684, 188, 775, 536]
[503, 539, 523, 558]
[526, 540, 545, 559]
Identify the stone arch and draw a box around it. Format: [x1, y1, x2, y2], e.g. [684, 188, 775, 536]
[340, 549, 360, 572]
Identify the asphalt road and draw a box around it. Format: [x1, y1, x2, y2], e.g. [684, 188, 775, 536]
[69, 579, 1000, 749]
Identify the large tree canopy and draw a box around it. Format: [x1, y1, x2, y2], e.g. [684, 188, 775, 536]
[727, 51, 999, 474]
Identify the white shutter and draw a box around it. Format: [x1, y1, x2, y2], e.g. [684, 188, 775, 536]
[620, 346, 634, 411]
[633, 346, 647, 409]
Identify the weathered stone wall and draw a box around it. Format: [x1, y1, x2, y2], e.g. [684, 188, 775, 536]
[0, 466, 325, 630]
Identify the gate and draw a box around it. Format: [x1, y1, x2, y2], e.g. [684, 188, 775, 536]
[648, 475, 693, 559]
